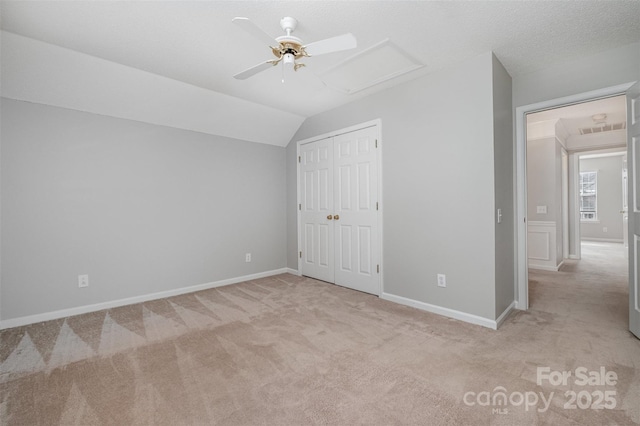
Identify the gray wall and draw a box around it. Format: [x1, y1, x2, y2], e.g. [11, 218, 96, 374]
[285, 139, 298, 269]
[492, 54, 514, 318]
[1, 99, 287, 320]
[287, 52, 503, 320]
[580, 156, 624, 241]
[527, 138, 558, 220]
[526, 137, 565, 265]
[513, 41, 640, 109]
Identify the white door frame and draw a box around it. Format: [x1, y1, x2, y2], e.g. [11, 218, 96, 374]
[562, 148, 569, 260]
[296, 119, 384, 295]
[516, 83, 634, 310]
[569, 152, 582, 260]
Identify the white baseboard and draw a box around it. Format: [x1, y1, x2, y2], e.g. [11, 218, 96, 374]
[285, 268, 300, 275]
[0, 268, 292, 330]
[528, 265, 558, 271]
[380, 292, 501, 330]
[495, 301, 516, 328]
[569, 254, 580, 260]
[529, 260, 563, 272]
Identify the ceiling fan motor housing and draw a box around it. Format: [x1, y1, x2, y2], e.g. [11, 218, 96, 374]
[273, 39, 306, 59]
[280, 16, 298, 34]
[275, 17, 307, 60]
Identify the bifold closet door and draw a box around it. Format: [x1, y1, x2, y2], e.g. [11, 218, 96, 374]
[300, 126, 379, 295]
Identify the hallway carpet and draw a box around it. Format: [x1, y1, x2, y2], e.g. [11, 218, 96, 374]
[1, 243, 639, 424]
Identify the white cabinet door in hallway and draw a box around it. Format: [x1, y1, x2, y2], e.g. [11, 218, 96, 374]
[299, 125, 380, 295]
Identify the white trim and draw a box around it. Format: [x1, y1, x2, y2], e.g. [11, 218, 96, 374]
[377, 121, 385, 295]
[0, 268, 291, 330]
[285, 267, 300, 275]
[580, 151, 627, 160]
[380, 292, 501, 330]
[528, 220, 556, 227]
[570, 153, 582, 260]
[496, 301, 516, 328]
[296, 139, 302, 276]
[516, 83, 635, 311]
[527, 230, 551, 260]
[527, 221, 560, 269]
[562, 148, 570, 260]
[296, 119, 383, 296]
[633, 136, 640, 213]
[635, 235, 640, 312]
[529, 260, 565, 272]
[581, 238, 624, 243]
[295, 119, 381, 146]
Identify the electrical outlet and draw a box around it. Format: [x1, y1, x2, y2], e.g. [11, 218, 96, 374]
[78, 274, 89, 288]
[437, 274, 446, 288]
[603, 227, 608, 233]
[245, 253, 252, 262]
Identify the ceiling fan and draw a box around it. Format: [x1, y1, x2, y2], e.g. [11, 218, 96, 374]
[232, 16, 357, 81]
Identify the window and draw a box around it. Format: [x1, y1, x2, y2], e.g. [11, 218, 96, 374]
[579, 171, 597, 221]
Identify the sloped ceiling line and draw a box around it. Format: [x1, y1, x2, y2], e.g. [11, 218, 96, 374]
[0, 31, 305, 147]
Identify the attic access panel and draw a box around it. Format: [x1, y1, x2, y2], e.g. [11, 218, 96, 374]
[318, 39, 424, 94]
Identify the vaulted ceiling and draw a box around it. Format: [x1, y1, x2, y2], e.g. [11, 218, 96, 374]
[2, 1, 639, 146]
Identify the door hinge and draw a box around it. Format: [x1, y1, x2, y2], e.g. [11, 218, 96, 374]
[299, 251, 302, 258]
[298, 156, 301, 163]
[377, 264, 380, 273]
[375, 139, 378, 148]
[299, 204, 301, 210]
[376, 202, 379, 211]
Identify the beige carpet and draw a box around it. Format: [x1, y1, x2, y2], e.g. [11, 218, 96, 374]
[1, 242, 639, 425]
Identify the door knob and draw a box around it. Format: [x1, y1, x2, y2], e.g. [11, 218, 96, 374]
[334, 215, 340, 220]
[327, 215, 333, 220]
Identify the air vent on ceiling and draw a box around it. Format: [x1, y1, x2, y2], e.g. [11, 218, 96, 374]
[579, 122, 626, 135]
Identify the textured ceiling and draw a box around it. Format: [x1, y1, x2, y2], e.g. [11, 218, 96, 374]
[2, 1, 639, 118]
[528, 95, 627, 137]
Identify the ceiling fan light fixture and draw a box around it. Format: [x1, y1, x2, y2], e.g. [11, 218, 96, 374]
[232, 16, 357, 81]
[283, 52, 295, 67]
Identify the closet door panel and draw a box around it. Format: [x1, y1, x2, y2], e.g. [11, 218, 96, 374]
[300, 138, 334, 283]
[333, 127, 379, 294]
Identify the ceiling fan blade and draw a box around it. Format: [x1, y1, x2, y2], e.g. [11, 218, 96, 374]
[233, 61, 276, 80]
[232, 17, 278, 47]
[304, 33, 357, 56]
